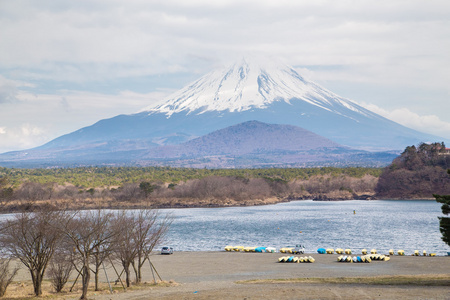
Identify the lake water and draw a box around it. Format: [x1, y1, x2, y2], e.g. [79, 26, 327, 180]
[0, 200, 447, 255]
[162, 200, 449, 254]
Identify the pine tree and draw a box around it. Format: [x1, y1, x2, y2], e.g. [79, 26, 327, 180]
[433, 169, 450, 247]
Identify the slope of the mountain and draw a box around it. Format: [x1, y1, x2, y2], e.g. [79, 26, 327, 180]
[143, 120, 343, 158]
[0, 58, 446, 167]
[134, 121, 397, 168]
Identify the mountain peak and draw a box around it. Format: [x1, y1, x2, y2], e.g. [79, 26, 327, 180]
[140, 58, 367, 118]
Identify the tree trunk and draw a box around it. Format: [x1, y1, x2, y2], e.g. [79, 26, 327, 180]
[33, 273, 42, 296]
[94, 269, 99, 291]
[30, 270, 42, 296]
[123, 262, 131, 288]
[80, 264, 90, 300]
[94, 256, 100, 291]
[132, 260, 142, 284]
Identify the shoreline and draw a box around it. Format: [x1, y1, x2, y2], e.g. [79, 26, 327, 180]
[0, 196, 437, 214]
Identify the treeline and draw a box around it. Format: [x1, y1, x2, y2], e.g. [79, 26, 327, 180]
[0, 172, 379, 211]
[0, 209, 171, 299]
[375, 142, 450, 199]
[0, 166, 382, 188]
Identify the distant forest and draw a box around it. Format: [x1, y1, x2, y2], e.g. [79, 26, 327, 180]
[1, 143, 449, 212]
[0, 167, 381, 211]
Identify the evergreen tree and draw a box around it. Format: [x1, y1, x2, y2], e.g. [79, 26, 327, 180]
[433, 169, 450, 247]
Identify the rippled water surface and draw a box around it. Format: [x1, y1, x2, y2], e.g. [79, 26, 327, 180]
[163, 200, 449, 254]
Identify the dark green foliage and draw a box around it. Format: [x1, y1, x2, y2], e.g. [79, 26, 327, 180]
[375, 143, 450, 198]
[0, 176, 13, 201]
[434, 167, 450, 247]
[139, 181, 155, 197]
[0, 166, 382, 188]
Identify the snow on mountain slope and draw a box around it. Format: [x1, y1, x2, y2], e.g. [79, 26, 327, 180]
[141, 57, 373, 121]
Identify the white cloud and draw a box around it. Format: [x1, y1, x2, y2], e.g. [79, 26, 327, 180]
[360, 103, 450, 140]
[0, 124, 50, 153]
[0, 88, 171, 153]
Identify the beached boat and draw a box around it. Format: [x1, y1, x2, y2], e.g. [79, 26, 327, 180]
[233, 246, 244, 251]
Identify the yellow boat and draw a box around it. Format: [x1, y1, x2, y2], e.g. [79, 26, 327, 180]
[280, 247, 294, 253]
[244, 247, 256, 252]
[345, 249, 352, 254]
[326, 248, 334, 254]
[389, 249, 394, 255]
[361, 249, 367, 255]
[225, 245, 233, 251]
[398, 250, 405, 256]
[370, 249, 377, 254]
[278, 256, 288, 262]
[335, 248, 343, 254]
[233, 246, 244, 251]
[414, 250, 419, 256]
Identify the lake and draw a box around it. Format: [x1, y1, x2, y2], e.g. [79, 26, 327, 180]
[162, 200, 449, 254]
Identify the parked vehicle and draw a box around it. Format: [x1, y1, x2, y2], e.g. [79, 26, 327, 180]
[292, 244, 305, 254]
[161, 246, 174, 255]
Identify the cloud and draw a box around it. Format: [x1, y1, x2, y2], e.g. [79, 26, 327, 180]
[360, 103, 450, 140]
[1, 0, 449, 87]
[0, 88, 172, 153]
[0, 76, 20, 104]
[0, 124, 49, 153]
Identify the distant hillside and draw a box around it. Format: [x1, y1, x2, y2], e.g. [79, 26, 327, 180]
[136, 121, 397, 168]
[375, 142, 450, 198]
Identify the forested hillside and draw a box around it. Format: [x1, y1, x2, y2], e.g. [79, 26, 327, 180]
[375, 143, 450, 199]
[0, 167, 381, 211]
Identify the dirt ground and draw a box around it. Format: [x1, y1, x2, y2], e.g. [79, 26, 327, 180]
[5, 251, 450, 299]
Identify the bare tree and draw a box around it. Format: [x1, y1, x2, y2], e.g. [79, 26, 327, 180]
[112, 212, 137, 288]
[0, 258, 19, 297]
[131, 209, 172, 284]
[59, 210, 116, 300]
[0, 210, 63, 296]
[91, 241, 114, 291]
[47, 249, 73, 293]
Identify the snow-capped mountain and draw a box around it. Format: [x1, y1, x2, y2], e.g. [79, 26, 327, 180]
[142, 57, 373, 120]
[0, 58, 446, 167]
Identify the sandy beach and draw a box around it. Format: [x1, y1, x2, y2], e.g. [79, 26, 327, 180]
[5, 251, 450, 299]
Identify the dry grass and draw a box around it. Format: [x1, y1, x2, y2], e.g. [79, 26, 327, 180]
[2, 279, 178, 299]
[238, 274, 450, 286]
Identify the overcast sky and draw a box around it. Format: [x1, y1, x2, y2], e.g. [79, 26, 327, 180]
[1, 0, 449, 153]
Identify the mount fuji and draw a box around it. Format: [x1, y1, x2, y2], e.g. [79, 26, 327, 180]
[0, 58, 444, 167]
